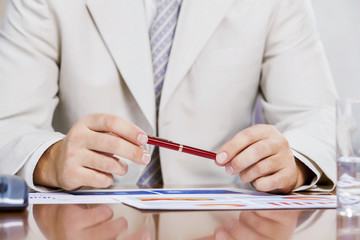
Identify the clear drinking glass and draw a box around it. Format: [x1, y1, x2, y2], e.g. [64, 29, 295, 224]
[337, 99, 360, 217]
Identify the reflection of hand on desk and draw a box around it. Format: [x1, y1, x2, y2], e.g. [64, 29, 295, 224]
[203, 210, 298, 240]
[2, 201, 335, 239]
[215, 210, 298, 240]
[33, 204, 128, 240]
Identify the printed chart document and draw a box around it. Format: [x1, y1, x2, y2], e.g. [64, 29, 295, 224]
[29, 188, 336, 210]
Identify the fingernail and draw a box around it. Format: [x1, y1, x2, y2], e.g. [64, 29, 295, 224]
[142, 152, 151, 164]
[217, 152, 228, 164]
[225, 165, 234, 176]
[137, 133, 148, 145]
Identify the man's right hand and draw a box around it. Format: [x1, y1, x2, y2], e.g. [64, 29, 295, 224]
[33, 114, 150, 190]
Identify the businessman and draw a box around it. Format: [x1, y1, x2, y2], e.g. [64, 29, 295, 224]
[0, 0, 337, 193]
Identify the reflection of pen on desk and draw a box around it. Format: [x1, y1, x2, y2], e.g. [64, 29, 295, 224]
[147, 136, 217, 160]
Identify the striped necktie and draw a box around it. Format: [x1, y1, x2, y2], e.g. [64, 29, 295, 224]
[137, 0, 181, 186]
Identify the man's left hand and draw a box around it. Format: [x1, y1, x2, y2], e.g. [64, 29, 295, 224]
[216, 124, 306, 193]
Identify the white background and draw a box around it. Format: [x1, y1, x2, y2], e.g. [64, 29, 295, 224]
[0, 0, 359, 99]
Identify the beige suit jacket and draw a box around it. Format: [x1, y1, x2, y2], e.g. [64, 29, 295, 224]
[0, 0, 337, 189]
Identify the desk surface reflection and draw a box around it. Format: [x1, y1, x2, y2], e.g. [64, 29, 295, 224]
[0, 185, 357, 240]
[1, 204, 346, 240]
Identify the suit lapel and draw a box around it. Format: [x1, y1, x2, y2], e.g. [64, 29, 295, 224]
[160, 0, 235, 112]
[86, 0, 156, 130]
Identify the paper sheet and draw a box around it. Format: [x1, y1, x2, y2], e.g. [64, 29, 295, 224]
[29, 188, 336, 210]
[29, 188, 253, 204]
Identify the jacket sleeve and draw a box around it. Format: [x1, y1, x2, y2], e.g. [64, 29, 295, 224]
[0, 0, 63, 176]
[260, 0, 338, 191]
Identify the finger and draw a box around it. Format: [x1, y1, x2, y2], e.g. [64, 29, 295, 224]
[86, 131, 151, 165]
[252, 169, 295, 193]
[237, 156, 281, 183]
[228, 139, 276, 174]
[80, 114, 148, 146]
[81, 150, 128, 176]
[213, 228, 234, 240]
[79, 205, 114, 228]
[77, 167, 115, 189]
[83, 217, 128, 240]
[242, 211, 297, 239]
[216, 125, 276, 165]
[223, 216, 266, 240]
[254, 210, 298, 227]
[239, 211, 280, 238]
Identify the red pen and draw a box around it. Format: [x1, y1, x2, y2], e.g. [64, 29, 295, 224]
[147, 136, 216, 160]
